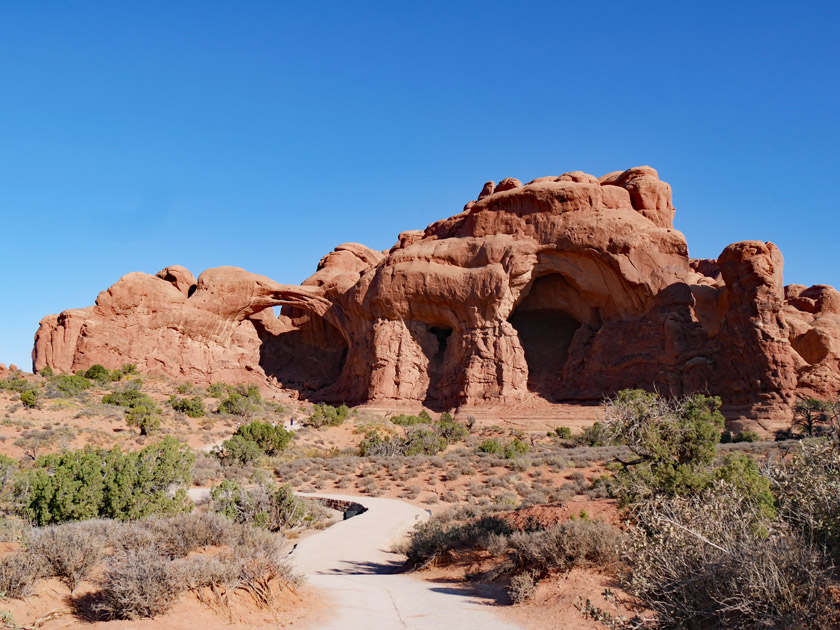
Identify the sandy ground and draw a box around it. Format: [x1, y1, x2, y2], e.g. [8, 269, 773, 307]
[356, 398, 605, 433]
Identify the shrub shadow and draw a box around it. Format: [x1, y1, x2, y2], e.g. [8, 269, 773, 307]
[320, 558, 404, 575]
[67, 591, 108, 623]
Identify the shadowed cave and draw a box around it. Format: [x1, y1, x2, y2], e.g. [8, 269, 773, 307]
[420, 324, 454, 410]
[508, 274, 583, 402]
[256, 307, 348, 398]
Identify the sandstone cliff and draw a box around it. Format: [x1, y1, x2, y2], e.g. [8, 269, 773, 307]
[33, 167, 840, 425]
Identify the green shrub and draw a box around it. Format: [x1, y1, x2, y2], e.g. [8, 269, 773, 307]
[217, 420, 293, 465]
[102, 389, 161, 435]
[233, 421, 293, 455]
[554, 426, 572, 440]
[19, 438, 193, 525]
[358, 427, 447, 456]
[218, 434, 265, 466]
[504, 437, 530, 458]
[167, 395, 205, 418]
[390, 412, 429, 426]
[402, 427, 447, 456]
[713, 453, 776, 520]
[477, 437, 528, 458]
[576, 421, 612, 446]
[305, 403, 350, 428]
[20, 388, 39, 409]
[49, 373, 92, 397]
[207, 382, 227, 398]
[21, 447, 106, 524]
[477, 438, 504, 455]
[79, 363, 136, 383]
[102, 388, 152, 408]
[603, 390, 726, 503]
[117, 363, 138, 378]
[217, 388, 261, 417]
[733, 430, 760, 443]
[38, 366, 54, 377]
[0, 375, 35, 394]
[125, 405, 161, 435]
[81, 364, 110, 382]
[436, 414, 467, 443]
[101, 439, 194, 521]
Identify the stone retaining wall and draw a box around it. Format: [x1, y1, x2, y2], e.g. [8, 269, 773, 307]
[313, 497, 368, 520]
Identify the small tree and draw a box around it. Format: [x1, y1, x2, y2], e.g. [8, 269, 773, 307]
[20, 388, 39, 409]
[305, 403, 350, 428]
[21, 448, 106, 525]
[125, 404, 161, 436]
[217, 390, 260, 417]
[101, 438, 193, 521]
[233, 421, 293, 455]
[793, 398, 829, 436]
[436, 413, 467, 443]
[218, 434, 264, 465]
[603, 390, 725, 503]
[103, 389, 161, 435]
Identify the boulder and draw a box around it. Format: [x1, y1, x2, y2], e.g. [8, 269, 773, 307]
[155, 265, 197, 296]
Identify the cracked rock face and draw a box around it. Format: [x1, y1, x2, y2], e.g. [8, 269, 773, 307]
[32, 166, 840, 424]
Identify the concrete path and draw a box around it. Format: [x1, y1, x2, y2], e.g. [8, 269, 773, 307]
[291, 493, 522, 630]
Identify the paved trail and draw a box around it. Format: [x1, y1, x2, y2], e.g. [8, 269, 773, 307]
[291, 493, 521, 630]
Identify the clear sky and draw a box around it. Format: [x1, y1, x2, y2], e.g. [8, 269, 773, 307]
[1, 1, 838, 370]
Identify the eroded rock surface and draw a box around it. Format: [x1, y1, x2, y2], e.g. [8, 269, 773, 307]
[33, 167, 840, 424]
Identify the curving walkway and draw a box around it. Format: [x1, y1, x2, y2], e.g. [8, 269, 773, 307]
[291, 493, 521, 630]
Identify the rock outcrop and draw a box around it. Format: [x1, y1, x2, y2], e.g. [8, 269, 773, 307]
[33, 167, 840, 425]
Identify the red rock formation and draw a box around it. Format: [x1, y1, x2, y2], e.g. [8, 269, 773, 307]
[32, 167, 840, 425]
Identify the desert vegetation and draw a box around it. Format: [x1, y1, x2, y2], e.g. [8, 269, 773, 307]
[0, 512, 300, 622]
[0, 368, 338, 626]
[2, 365, 839, 628]
[399, 390, 840, 629]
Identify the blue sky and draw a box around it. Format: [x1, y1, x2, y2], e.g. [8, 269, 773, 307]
[1, 1, 838, 369]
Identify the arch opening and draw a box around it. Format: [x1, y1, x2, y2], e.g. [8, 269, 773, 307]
[508, 274, 583, 401]
[255, 307, 348, 399]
